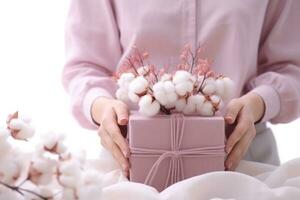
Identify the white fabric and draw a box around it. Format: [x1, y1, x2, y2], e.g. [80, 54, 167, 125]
[94, 149, 300, 200]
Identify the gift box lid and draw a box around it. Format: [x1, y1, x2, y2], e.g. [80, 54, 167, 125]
[128, 112, 225, 150]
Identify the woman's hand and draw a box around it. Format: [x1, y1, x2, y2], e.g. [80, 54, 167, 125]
[224, 92, 265, 171]
[91, 97, 130, 177]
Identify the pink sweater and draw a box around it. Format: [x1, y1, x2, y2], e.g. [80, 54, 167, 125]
[63, 0, 300, 130]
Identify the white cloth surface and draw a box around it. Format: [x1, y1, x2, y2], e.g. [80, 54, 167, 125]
[94, 149, 300, 200]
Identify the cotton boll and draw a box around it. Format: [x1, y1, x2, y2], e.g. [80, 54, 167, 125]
[0, 159, 20, 184]
[215, 77, 234, 100]
[138, 95, 160, 116]
[215, 78, 225, 97]
[202, 77, 217, 95]
[22, 186, 54, 200]
[129, 76, 149, 94]
[36, 186, 53, 199]
[58, 160, 82, 188]
[29, 156, 57, 185]
[17, 111, 32, 124]
[116, 73, 135, 101]
[59, 176, 79, 189]
[0, 129, 11, 156]
[0, 140, 11, 156]
[194, 94, 206, 113]
[175, 98, 187, 112]
[128, 91, 140, 103]
[152, 81, 164, 91]
[160, 73, 172, 81]
[153, 90, 168, 105]
[183, 104, 195, 115]
[128, 76, 149, 103]
[59, 160, 81, 176]
[36, 173, 53, 186]
[117, 73, 135, 87]
[202, 83, 216, 95]
[40, 132, 67, 155]
[153, 81, 178, 106]
[222, 77, 235, 100]
[175, 82, 193, 96]
[0, 129, 9, 140]
[207, 95, 223, 111]
[183, 96, 197, 114]
[163, 81, 176, 93]
[6, 111, 35, 140]
[153, 82, 167, 104]
[173, 71, 195, 96]
[210, 95, 221, 105]
[41, 132, 60, 150]
[173, 70, 193, 84]
[31, 158, 56, 173]
[116, 88, 129, 102]
[165, 102, 176, 109]
[199, 101, 215, 116]
[8, 119, 35, 140]
[56, 142, 68, 155]
[137, 65, 150, 76]
[166, 92, 178, 104]
[61, 188, 77, 200]
[183, 94, 205, 114]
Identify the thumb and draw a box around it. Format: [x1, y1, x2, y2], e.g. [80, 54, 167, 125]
[113, 101, 129, 125]
[225, 99, 244, 124]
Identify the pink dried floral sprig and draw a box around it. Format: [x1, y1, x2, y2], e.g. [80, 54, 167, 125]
[114, 44, 234, 117]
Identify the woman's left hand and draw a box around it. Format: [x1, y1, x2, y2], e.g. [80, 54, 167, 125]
[224, 92, 265, 171]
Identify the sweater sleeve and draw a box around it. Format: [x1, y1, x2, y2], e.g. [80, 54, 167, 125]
[62, 0, 121, 129]
[247, 0, 300, 124]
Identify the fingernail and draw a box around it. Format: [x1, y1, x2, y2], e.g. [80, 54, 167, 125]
[226, 146, 232, 154]
[225, 116, 233, 123]
[119, 118, 128, 125]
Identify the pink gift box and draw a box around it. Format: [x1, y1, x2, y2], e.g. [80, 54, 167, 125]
[128, 112, 226, 192]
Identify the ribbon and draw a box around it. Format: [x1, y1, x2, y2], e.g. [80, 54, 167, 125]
[130, 114, 225, 188]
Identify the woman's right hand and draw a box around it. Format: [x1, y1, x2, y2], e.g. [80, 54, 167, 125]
[91, 97, 130, 177]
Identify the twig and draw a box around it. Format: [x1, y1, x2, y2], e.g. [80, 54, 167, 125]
[17, 178, 28, 187]
[19, 188, 49, 200]
[0, 180, 24, 196]
[188, 48, 196, 73]
[126, 56, 138, 75]
[197, 74, 207, 93]
[135, 48, 145, 66]
[160, 106, 171, 115]
[0, 180, 52, 200]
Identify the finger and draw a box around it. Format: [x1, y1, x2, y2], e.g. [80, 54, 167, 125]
[98, 127, 107, 148]
[100, 127, 130, 175]
[225, 127, 255, 170]
[225, 99, 244, 124]
[110, 141, 130, 175]
[113, 101, 129, 125]
[103, 111, 130, 157]
[225, 108, 251, 153]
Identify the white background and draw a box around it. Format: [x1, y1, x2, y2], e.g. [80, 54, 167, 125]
[0, 0, 299, 163]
